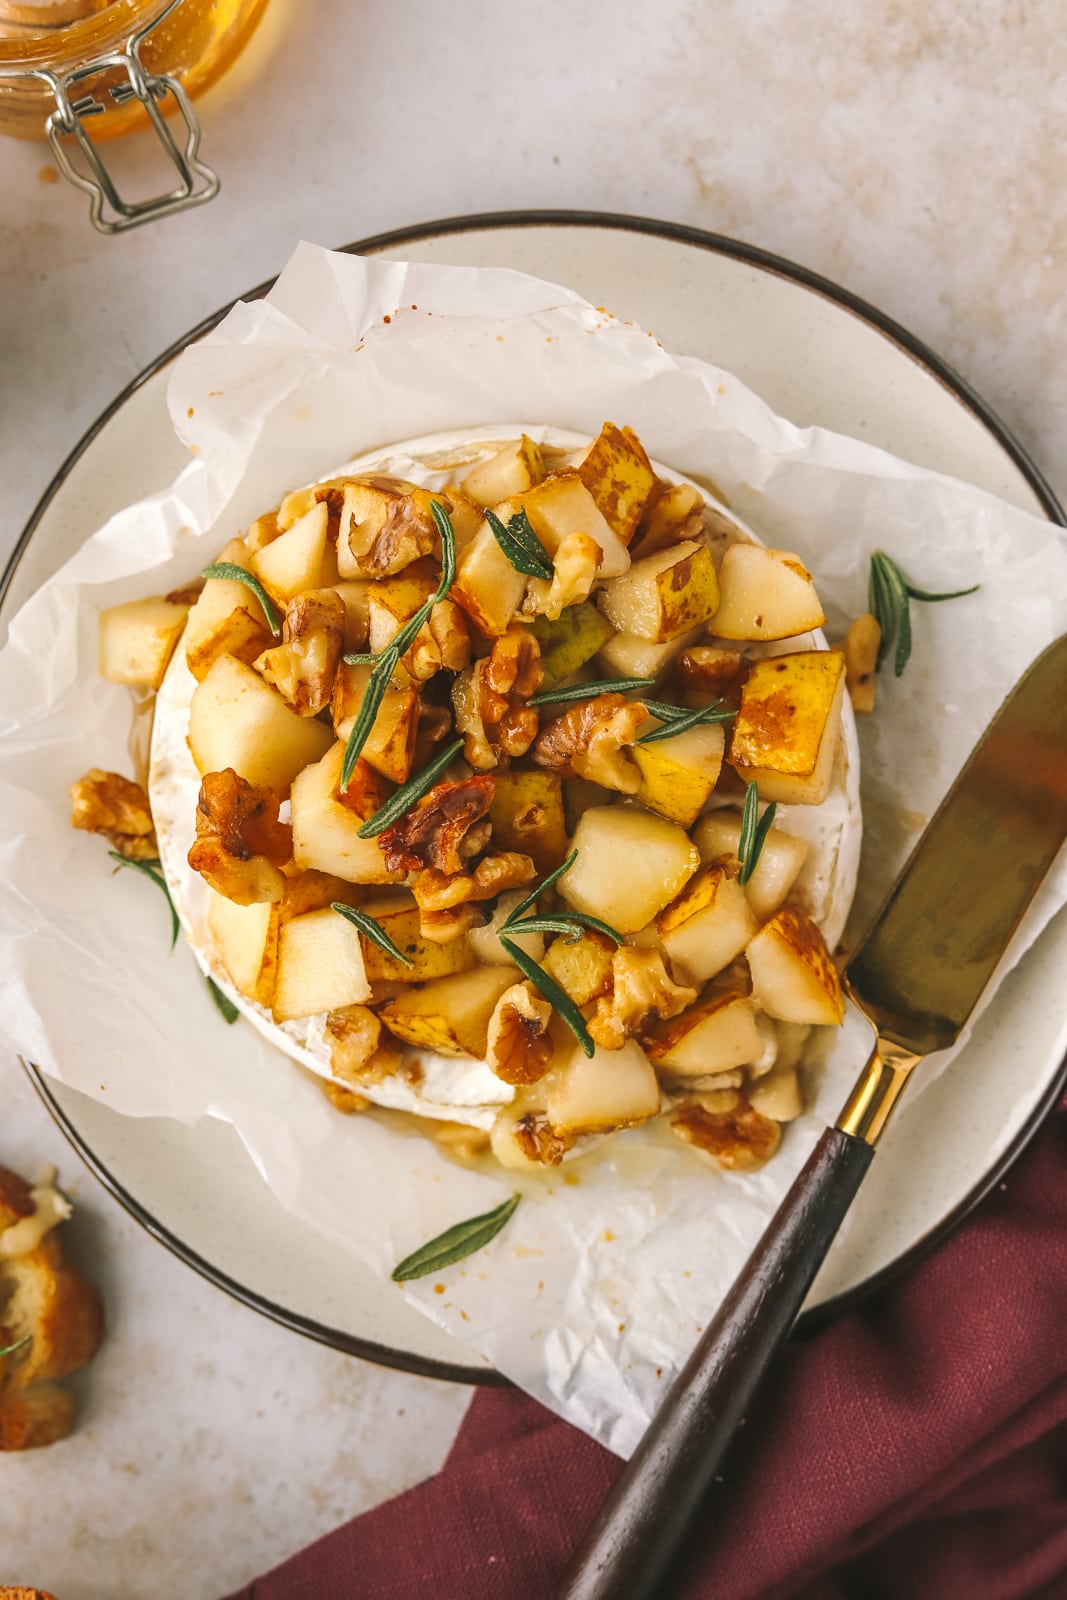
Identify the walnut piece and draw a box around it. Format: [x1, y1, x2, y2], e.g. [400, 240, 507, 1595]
[485, 982, 554, 1085]
[70, 769, 157, 860]
[524, 532, 601, 620]
[254, 588, 344, 716]
[434, 1123, 491, 1163]
[187, 768, 292, 904]
[344, 483, 441, 577]
[413, 852, 536, 942]
[512, 1111, 574, 1167]
[406, 600, 473, 682]
[590, 947, 697, 1050]
[378, 775, 495, 875]
[532, 694, 648, 793]
[326, 1004, 403, 1085]
[671, 1097, 782, 1171]
[452, 626, 543, 770]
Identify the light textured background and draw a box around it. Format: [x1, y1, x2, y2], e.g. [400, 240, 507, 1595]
[1, 1, 1065, 1595]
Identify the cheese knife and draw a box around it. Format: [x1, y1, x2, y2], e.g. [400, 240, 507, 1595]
[562, 631, 1067, 1600]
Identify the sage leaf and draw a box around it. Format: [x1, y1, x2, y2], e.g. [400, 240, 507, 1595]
[200, 561, 282, 636]
[392, 1194, 521, 1281]
[107, 852, 179, 950]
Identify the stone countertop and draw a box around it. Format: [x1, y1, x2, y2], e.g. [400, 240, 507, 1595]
[1, 1, 1064, 1594]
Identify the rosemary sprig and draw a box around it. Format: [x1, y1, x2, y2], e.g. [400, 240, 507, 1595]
[868, 549, 979, 677]
[502, 849, 578, 923]
[357, 738, 465, 838]
[206, 976, 239, 1024]
[501, 935, 596, 1058]
[200, 561, 282, 636]
[339, 506, 457, 786]
[527, 676, 655, 707]
[0, 1335, 32, 1359]
[484, 506, 554, 579]
[636, 699, 736, 743]
[392, 1194, 520, 1281]
[331, 902, 413, 967]
[502, 912, 624, 946]
[107, 852, 179, 950]
[737, 782, 777, 887]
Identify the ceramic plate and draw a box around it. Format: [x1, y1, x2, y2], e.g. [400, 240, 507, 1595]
[6, 213, 1066, 1384]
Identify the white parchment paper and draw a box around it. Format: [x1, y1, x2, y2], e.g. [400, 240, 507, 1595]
[1, 243, 1065, 1456]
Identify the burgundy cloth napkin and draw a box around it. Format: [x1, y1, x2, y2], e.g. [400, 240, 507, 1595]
[225, 1101, 1067, 1600]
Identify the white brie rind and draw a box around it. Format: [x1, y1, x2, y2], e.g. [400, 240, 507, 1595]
[150, 426, 862, 1136]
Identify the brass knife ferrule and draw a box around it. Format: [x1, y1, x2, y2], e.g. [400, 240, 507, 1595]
[836, 1035, 923, 1146]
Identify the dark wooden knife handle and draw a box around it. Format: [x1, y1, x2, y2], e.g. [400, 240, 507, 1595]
[559, 1125, 875, 1600]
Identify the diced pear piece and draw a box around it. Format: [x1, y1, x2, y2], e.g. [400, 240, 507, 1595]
[467, 890, 546, 967]
[250, 502, 335, 603]
[461, 435, 546, 506]
[272, 906, 371, 1022]
[630, 481, 705, 560]
[746, 909, 844, 1025]
[336, 481, 438, 578]
[655, 865, 759, 984]
[599, 540, 719, 643]
[643, 988, 763, 1077]
[676, 646, 748, 707]
[575, 423, 657, 545]
[451, 522, 528, 636]
[334, 582, 371, 651]
[206, 890, 277, 1005]
[290, 743, 404, 885]
[519, 472, 631, 577]
[728, 650, 846, 805]
[711, 545, 826, 641]
[331, 661, 419, 784]
[98, 595, 191, 689]
[358, 891, 476, 982]
[488, 770, 568, 873]
[632, 721, 724, 827]
[545, 1039, 660, 1134]
[184, 537, 274, 682]
[530, 603, 614, 689]
[365, 561, 437, 653]
[693, 809, 809, 922]
[595, 625, 702, 683]
[188, 654, 333, 791]
[748, 1062, 803, 1121]
[559, 807, 699, 935]
[540, 929, 616, 1006]
[378, 966, 518, 1058]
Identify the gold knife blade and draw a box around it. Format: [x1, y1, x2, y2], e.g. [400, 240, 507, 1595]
[839, 631, 1067, 1143]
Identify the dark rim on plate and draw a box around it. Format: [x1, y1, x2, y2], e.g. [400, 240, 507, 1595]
[8, 210, 1067, 1384]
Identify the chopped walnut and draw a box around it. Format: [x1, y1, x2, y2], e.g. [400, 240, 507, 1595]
[187, 768, 292, 904]
[417, 904, 491, 943]
[378, 775, 495, 875]
[255, 588, 345, 715]
[70, 769, 157, 860]
[589, 947, 697, 1050]
[512, 1111, 574, 1167]
[343, 484, 441, 577]
[319, 1080, 373, 1114]
[524, 532, 601, 621]
[413, 852, 537, 912]
[406, 600, 473, 682]
[532, 694, 648, 793]
[452, 626, 543, 770]
[485, 983, 554, 1085]
[326, 1004, 403, 1085]
[671, 1097, 782, 1171]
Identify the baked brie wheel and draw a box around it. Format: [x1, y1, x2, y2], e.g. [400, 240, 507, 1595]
[94, 423, 860, 1174]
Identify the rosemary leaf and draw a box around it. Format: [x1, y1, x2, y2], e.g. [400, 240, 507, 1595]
[429, 499, 457, 599]
[637, 697, 692, 721]
[200, 562, 282, 636]
[636, 700, 735, 743]
[502, 850, 578, 924]
[331, 902, 413, 967]
[391, 1194, 520, 1282]
[869, 550, 979, 678]
[206, 976, 239, 1024]
[506, 911, 624, 946]
[527, 676, 655, 707]
[107, 851, 179, 950]
[484, 507, 553, 580]
[342, 651, 381, 666]
[737, 782, 777, 886]
[0, 1334, 31, 1359]
[501, 936, 596, 1057]
[340, 645, 398, 789]
[358, 738, 465, 837]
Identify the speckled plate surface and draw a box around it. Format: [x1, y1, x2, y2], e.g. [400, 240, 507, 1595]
[6, 213, 1066, 1383]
